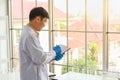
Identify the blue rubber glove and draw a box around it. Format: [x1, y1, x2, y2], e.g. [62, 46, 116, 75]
[53, 45, 63, 61]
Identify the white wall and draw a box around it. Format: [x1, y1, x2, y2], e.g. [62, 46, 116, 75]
[0, 0, 9, 75]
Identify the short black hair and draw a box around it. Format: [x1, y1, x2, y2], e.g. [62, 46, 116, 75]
[29, 7, 49, 21]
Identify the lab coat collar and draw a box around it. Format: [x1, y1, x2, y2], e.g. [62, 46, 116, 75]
[24, 25, 39, 38]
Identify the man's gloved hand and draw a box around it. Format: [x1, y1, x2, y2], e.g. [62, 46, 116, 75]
[53, 45, 63, 61]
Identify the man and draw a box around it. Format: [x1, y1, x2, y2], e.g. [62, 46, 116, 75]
[19, 7, 65, 80]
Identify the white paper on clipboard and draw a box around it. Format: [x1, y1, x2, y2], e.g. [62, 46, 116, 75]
[59, 45, 70, 54]
[62, 48, 70, 54]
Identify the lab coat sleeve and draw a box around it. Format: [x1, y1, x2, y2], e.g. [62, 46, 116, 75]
[25, 35, 56, 65]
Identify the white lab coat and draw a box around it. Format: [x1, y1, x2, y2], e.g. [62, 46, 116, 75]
[19, 25, 56, 80]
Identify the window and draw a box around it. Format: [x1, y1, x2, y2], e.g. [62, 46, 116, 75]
[53, 0, 103, 75]
[9, 0, 120, 77]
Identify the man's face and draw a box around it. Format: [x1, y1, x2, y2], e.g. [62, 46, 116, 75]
[35, 17, 48, 31]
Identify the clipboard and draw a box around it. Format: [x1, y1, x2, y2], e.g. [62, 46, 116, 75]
[62, 48, 70, 55]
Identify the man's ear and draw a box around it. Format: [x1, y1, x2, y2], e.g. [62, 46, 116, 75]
[35, 16, 41, 22]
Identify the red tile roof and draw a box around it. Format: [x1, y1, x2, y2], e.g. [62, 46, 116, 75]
[12, 0, 120, 48]
[12, 0, 66, 18]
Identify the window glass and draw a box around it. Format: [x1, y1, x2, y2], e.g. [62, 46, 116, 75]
[53, 0, 67, 30]
[12, 0, 22, 29]
[87, 0, 103, 31]
[12, 30, 21, 59]
[23, 0, 36, 25]
[108, 34, 120, 72]
[108, 0, 120, 32]
[39, 31, 49, 51]
[13, 59, 19, 72]
[68, 0, 85, 31]
[10, 0, 120, 78]
[87, 33, 103, 70]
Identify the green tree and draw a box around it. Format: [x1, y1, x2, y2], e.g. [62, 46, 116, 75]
[62, 42, 99, 73]
[88, 42, 98, 63]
